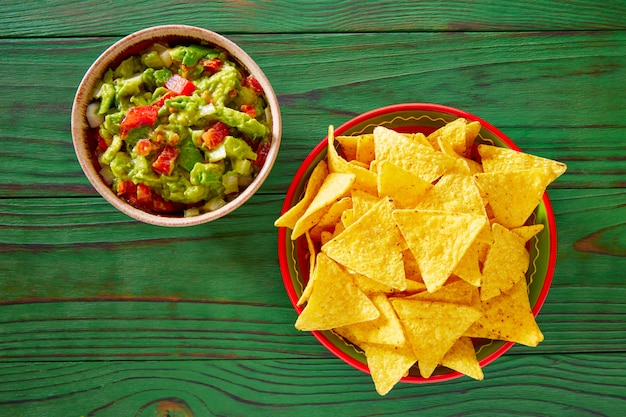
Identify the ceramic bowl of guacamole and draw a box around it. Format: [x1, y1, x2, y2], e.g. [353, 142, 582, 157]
[71, 25, 281, 226]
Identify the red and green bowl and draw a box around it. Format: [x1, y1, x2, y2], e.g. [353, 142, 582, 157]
[277, 103, 556, 383]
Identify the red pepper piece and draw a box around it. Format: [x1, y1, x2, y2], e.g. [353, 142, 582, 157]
[136, 183, 152, 206]
[200, 58, 222, 74]
[253, 140, 271, 168]
[201, 121, 230, 149]
[151, 145, 179, 176]
[240, 104, 257, 118]
[244, 75, 264, 94]
[119, 106, 159, 138]
[165, 74, 197, 96]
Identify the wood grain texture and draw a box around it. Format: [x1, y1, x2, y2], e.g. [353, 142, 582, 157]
[2, 0, 626, 37]
[1, 32, 624, 197]
[0, 354, 624, 416]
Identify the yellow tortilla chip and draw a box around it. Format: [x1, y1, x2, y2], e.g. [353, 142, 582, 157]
[474, 167, 556, 229]
[374, 126, 457, 183]
[335, 134, 358, 161]
[323, 198, 407, 290]
[465, 121, 481, 153]
[355, 134, 376, 165]
[351, 189, 379, 220]
[274, 160, 328, 229]
[392, 299, 481, 378]
[512, 224, 544, 242]
[453, 240, 483, 287]
[309, 197, 352, 241]
[393, 209, 487, 293]
[440, 336, 484, 380]
[478, 144, 567, 181]
[427, 118, 467, 155]
[295, 253, 379, 331]
[403, 279, 477, 306]
[297, 231, 318, 307]
[480, 223, 529, 301]
[291, 172, 356, 239]
[337, 293, 406, 346]
[416, 172, 486, 216]
[328, 126, 378, 194]
[377, 161, 433, 209]
[360, 341, 417, 396]
[465, 278, 544, 346]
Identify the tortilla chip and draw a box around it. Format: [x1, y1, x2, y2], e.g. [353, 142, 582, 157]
[480, 223, 530, 301]
[337, 293, 406, 346]
[465, 121, 481, 153]
[416, 172, 486, 216]
[393, 209, 487, 293]
[355, 134, 376, 165]
[374, 126, 457, 183]
[297, 231, 318, 306]
[291, 172, 356, 239]
[323, 198, 407, 290]
[335, 135, 359, 161]
[377, 161, 433, 209]
[512, 224, 544, 242]
[295, 253, 379, 331]
[474, 167, 556, 229]
[465, 278, 544, 346]
[351, 189, 380, 220]
[478, 144, 567, 181]
[453, 241, 483, 287]
[440, 336, 484, 380]
[360, 341, 417, 396]
[328, 126, 378, 194]
[392, 299, 481, 378]
[427, 118, 467, 155]
[309, 197, 352, 241]
[275, 159, 328, 229]
[403, 279, 477, 306]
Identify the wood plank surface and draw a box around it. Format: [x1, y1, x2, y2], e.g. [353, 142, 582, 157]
[1, 354, 625, 416]
[1, 0, 624, 415]
[3, 0, 626, 37]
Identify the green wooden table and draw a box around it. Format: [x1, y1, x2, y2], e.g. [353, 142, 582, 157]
[1, 1, 625, 416]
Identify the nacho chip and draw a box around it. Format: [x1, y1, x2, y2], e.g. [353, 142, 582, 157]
[377, 161, 433, 209]
[480, 223, 529, 301]
[335, 135, 359, 161]
[291, 172, 356, 239]
[337, 293, 406, 346]
[440, 336, 484, 380]
[274, 159, 328, 229]
[374, 126, 457, 183]
[295, 253, 379, 330]
[465, 278, 544, 346]
[474, 167, 555, 229]
[309, 197, 352, 241]
[328, 126, 378, 194]
[392, 299, 481, 378]
[512, 224, 544, 242]
[323, 198, 407, 290]
[296, 231, 318, 306]
[453, 241, 483, 287]
[351, 189, 379, 220]
[355, 134, 376, 165]
[478, 144, 567, 181]
[403, 279, 477, 306]
[393, 209, 487, 293]
[360, 341, 417, 396]
[465, 121, 481, 153]
[427, 118, 467, 155]
[416, 172, 486, 216]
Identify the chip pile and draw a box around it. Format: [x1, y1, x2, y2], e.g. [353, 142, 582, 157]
[275, 118, 566, 395]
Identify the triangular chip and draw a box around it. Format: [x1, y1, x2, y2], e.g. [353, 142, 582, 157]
[465, 121, 481, 153]
[402, 279, 477, 306]
[323, 197, 407, 290]
[374, 126, 457, 183]
[416, 172, 486, 216]
[427, 118, 468, 156]
[512, 224, 544, 242]
[328, 126, 378, 194]
[337, 293, 406, 346]
[309, 197, 352, 241]
[478, 144, 567, 181]
[465, 278, 544, 346]
[297, 231, 318, 306]
[393, 209, 487, 293]
[440, 336, 484, 380]
[295, 253, 379, 330]
[377, 161, 433, 209]
[291, 172, 355, 239]
[355, 134, 376, 165]
[275, 159, 328, 229]
[335, 134, 359, 161]
[351, 189, 379, 220]
[359, 341, 417, 396]
[480, 223, 530, 301]
[474, 167, 555, 229]
[392, 299, 481, 378]
[453, 240, 483, 287]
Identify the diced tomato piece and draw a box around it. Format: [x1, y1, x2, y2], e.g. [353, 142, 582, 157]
[136, 183, 152, 206]
[200, 58, 222, 74]
[165, 74, 196, 96]
[240, 104, 257, 118]
[244, 75, 264, 94]
[151, 194, 179, 213]
[134, 139, 154, 156]
[153, 91, 177, 108]
[201, 121, 230, 149]
[119, 106, 159, 138]
[152, 145, 179, 176]
[253, 140, 271, 168]
[117, 180, 137, 196]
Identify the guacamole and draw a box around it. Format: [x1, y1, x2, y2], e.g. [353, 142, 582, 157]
[88, 42, 272, 216]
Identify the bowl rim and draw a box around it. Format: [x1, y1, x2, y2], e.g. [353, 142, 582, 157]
[278, 102, 557, 383]
[71, 24, 282, 226]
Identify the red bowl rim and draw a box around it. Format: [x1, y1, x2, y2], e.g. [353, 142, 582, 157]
[278, 103, 557, 383]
